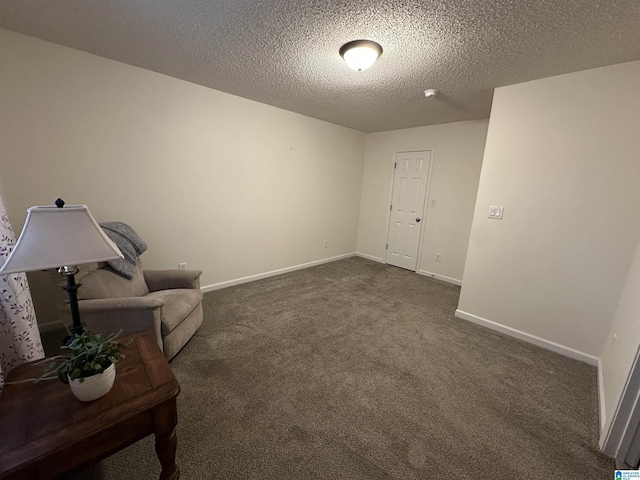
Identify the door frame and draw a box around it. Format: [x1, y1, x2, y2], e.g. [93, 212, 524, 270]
[384, 149, 434, 271]
[600, 344, 640, 466]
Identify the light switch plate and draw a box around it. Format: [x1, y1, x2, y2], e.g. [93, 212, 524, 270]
[488, 206, 504, 220]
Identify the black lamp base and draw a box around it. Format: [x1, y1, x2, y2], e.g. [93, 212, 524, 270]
[58, 265, 84, 342]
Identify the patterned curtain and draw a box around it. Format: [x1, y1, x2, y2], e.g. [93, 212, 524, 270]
[0, 196, 44, 392]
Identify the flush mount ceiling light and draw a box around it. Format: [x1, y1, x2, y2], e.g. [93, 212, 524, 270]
[339, 40, 383, 72]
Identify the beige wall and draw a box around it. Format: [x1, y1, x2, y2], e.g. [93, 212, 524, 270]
[0, 29, 365, 326]
[457, 60, 640, 360]
[356, 120, 488, 283]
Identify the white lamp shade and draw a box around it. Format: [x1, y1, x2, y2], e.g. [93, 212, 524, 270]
[0, 205, 123, 274]
[340, 40, 383, 72]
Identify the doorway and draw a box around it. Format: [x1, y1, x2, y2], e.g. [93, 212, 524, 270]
[385, 150, 432, 271]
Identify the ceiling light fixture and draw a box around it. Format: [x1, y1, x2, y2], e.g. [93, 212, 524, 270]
[424, 89, 438, 99]
[339, 40, 383, 72]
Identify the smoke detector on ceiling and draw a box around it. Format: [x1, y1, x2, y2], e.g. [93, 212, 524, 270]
[424, 89, 438, 99]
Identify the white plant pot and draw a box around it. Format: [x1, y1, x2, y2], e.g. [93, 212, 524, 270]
[68, 363, 116, 402]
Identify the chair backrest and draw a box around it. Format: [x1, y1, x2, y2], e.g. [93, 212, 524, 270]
[49, 258, 150, 324]
[74, 258, 149, 300]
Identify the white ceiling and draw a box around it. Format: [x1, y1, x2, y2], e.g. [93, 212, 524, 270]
[1, 0, 639, 133]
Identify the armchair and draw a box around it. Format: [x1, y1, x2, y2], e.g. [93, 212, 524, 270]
[51, 258, 203, 360]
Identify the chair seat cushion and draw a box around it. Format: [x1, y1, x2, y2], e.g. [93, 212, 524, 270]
[146, 288, 204, 335]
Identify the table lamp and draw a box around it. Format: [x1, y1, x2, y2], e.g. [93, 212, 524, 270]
[0, 199, 123, 337]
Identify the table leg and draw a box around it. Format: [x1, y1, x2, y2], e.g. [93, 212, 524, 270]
[153, 399, 180, 480]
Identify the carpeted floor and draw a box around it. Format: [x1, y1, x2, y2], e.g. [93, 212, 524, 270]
[61, 256, 613, 479]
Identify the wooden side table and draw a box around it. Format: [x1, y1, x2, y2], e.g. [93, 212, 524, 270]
[0, 331, 180, 479]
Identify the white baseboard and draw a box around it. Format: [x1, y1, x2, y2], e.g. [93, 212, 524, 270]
[598, 358, 607, 433]
[201, 253, 356, 292]
[454, 309, 598, 366]
[417, 269, 462, 286]
[355, 252, 385, 264]
[353, 256, 463, 289]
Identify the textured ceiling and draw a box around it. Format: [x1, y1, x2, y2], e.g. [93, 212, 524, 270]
[1, 0, 639, 132]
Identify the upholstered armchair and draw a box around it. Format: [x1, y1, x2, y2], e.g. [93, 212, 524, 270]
[52, 258, 203, 360]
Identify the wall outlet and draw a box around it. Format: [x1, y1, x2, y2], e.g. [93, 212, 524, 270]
[178, 262, 187, 270]
[435, 253, 441, 262]
[323, 240, 328, 248]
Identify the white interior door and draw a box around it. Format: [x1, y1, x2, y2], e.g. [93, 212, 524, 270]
[385, 151, 431, 271]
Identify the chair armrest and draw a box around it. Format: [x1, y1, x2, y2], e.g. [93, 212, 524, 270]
[143, 269, 202, 291]
[78, 297, 165, 353]
[79, 297, 164, 313]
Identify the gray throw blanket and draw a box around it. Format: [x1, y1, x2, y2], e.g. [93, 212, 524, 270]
[99, 222, 148, 279]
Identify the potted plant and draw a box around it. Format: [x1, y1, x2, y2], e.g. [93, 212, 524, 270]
[37, 328, 129, 402]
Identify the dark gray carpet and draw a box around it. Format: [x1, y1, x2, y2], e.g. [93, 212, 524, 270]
[63, 256, 613, 479]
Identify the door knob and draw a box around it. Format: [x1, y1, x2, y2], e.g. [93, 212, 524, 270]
[416, 217, 421, 222]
